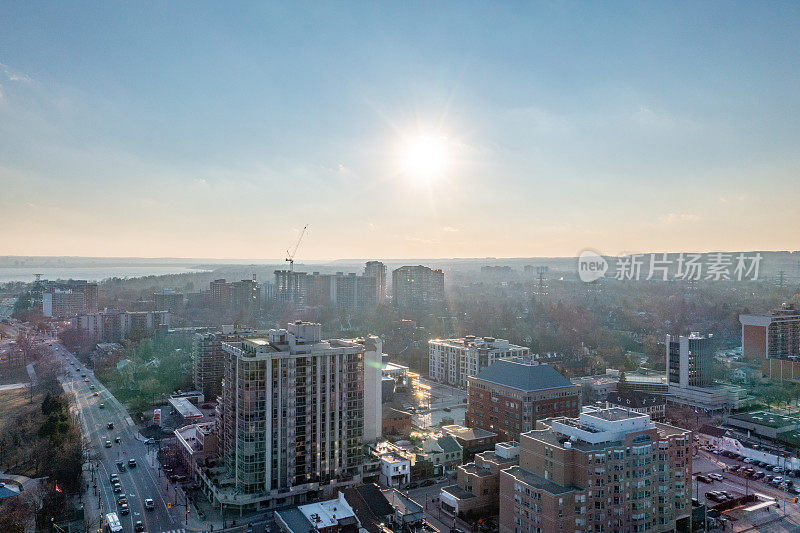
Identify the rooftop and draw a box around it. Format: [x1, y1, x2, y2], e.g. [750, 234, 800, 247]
[442, 485, 477, 500]
[729, 411, 800, 429]
[503, 466, 581, 495]
[471, 359, 574, 392]
[442, 425, 496, 442]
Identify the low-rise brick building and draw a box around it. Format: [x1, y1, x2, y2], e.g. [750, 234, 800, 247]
[466, 358, 580, 441]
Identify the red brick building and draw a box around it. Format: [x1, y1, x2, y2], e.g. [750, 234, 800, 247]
[465, 358, 580, 442]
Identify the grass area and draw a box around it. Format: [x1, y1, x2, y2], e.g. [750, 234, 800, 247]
[0, 387, 36, 437]
[0, 366, 30, 386]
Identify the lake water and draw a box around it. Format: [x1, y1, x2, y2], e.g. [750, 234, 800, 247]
[0, 266, 211, 283]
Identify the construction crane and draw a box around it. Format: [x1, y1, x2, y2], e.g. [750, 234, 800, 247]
[285, 224, 308, 271]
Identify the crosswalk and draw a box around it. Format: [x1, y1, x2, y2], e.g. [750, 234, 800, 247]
[158, 529, 186, 533]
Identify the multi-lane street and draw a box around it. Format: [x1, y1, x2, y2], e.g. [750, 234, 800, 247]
[55, 342, 189, 533]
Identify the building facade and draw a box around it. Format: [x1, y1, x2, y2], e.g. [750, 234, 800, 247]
[43, 289, 86, 318]
[499, 407, 692, 533]
[71, 310, 170, 342]
[466, 359, 580, 441]
[207, 321, 381, 511]
[740, 304, 800, 382]
[364, 261, 387, 303]
[440, 441, 519, 517]
[429, 336, 529, 388]
[193, 327, 262, 401]
[391, 265, 444, 313]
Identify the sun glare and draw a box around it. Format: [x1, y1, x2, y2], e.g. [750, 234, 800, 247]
[403, 133, 448, 180]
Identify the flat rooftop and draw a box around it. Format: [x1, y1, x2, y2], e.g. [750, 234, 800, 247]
[729, 411, 800, 429]
[442, 425, 496, 441]
[168, 397, 203, 419]
[503, 466, 580, 495]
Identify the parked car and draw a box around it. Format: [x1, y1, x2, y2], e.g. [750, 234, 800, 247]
[753, 471, 765, 479]
[420, 479, 435, 487]
[696, 474, 711, 484]
[709, 473, 723, 481]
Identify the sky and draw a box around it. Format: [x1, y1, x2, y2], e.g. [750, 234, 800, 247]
[0, 2, 798, 260]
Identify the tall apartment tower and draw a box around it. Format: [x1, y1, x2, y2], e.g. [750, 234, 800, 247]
[740, 304, 800, 363]
[666, 333, 712, 388]
[214, 321, 381, 509]
[499, 406, 692, 533]
[193, 326, 260, 401]
[274, 270, 308, 304]
[364, 261, 387, 303]
[429, 335, 529, 388]
[392, 265, 444, 313]
[209, 279, 231, 307]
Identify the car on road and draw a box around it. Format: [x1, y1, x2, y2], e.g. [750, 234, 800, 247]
[93, 392, 99, 397]
[115, 436, 121, 443]
[117, 495, 127, 505]
[120, 503, 129, 515]
[134, 521, 145, 532]
[107, 422, 114, 429]
[128, 458, 137, 468]
[113, 484, 122, 493]
[89, 384, 95, 389]
[116, 460, 126, 472]
[99, 403, 105, 409]
[144, 498, 154, 510]
[84, 378, 89, 382]
[105, 440, 112, 448]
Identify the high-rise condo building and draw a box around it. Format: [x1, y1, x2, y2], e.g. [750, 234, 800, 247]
[392, 265, 444, 313]
[207, 321, 381, 511]
[499, 407, 692, 533]
[364, 261, 387, 303]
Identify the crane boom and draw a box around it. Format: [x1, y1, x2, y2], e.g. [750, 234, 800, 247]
[285, 224, 308, 271]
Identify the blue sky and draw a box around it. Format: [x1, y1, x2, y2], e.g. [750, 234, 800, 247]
[1, 2, 798, 259]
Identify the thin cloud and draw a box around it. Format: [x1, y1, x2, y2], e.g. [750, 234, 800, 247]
[0, 62, 32, 83]
[657, 213, 701, 225]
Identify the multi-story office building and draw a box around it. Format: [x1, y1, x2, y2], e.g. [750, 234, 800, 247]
[665, 332, 748, 410]
[666, 332, 712, 388]
[43, 289, 86, 318]
[466, 358, 579, 441]
[429, 336, 529, 388]
[364, 261, 387, 303]
[71, 310, 170, 342]
[499, 407, 692, 533]
[740, 304, 800, 382]
[208, 321, 382, 511]
[392, 265, 444, 313]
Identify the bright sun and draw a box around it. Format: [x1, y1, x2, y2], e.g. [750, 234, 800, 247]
[403, 133, 448, 180]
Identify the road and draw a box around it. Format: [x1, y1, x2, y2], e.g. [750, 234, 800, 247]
[54, 342, 189, 533]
